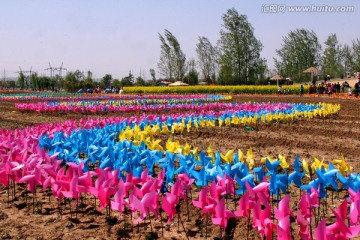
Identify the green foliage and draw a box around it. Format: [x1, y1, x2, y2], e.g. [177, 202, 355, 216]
[64, 72, 78, 92]
[112, 79, 121, 89]
[322, 34, 343, 79]
[120, 72, 134, 87]
[158, 29, 186, 81]
[341, 44, 353, 76]
[17, 72, 25, 89]
[84, 78, 95, 89]
[274, 29, 322, 82]
[135, 76, 147, 86]
[184, 70, 199, 85]
[196, 36, 218, 83]
[84, 70, 95, 89]
[184, 58, 199, 85]
[352, 39, 360, 73]
[101, 74, 112, 89]
[218, 8, 265, 85]
[149, 68, 157, 85]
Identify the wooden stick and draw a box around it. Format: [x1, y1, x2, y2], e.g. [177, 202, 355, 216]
[186, 189, 190, 221]
[205, 212, 208, 239]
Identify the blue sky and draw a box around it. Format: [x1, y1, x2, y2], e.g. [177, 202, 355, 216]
[0, 0, 359, 79]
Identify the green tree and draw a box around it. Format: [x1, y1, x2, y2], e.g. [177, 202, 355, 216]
[112, 79, 121, 89]
[218, 8, 264, 85]
[17, 72, 25, 89]
[183, 58, 199, 85]
[196, 36, 218, 83]
[64, 72, 77, 92]
[120, 71, 134, 87]
[136, 76, 147, 86]
[322, 34, 343, 79]
[101, 74, 112, 89]
[252, 58, 268, 85]
[30, 72, 39, 90]
[41, 76, 51, 90]
[84, 78, 95, 89]
[149, 68, 157, 85]
[158, 29, 186, 81]
[274, 29, 322, 82]
[341, 44, 353, 77]
[49, 77, 57, 91]
[352, 39, 360, 73]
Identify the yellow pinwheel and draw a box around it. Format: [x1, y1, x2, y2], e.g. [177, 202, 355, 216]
[246, 147, 255, 170]
[231, 116, 240, 125]
[207, 145, 215, 162]
[152, 124, 161, 135]
[225, 118, 231, 126]
[218, 118, 224, 127]
[261, 155, 274, 164]
[166, 138, 177, 153]
[220, 149, 234, 164]
[161, 124, 170, 134]
[302, 159, 310, 177]
[333, 155, 353, 176]
[148, 139, 163, 151]
[278, 154, 289, 169]
[237, 149, 245, 163]
[183, 143, 191, 156]
[311, 157, 328, 172]
[194, 120, 199, 129]
[186, 119, 192, 133]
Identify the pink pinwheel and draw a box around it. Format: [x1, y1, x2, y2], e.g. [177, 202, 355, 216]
[124, 172, 142, 193]
[211, 198, 235, 235]
[90, 178, 116, 211]
[209, 181, 221, 202]
[171, 180, 185, 200]
[140, 168, 151, 183]
[252, 200, 275, 240]
[177, 173, 195, 192]
[111, 180, 127, 215]
[245, 181, 270, 207]
[18, 164, 44, 193]
[296, 209, 311, 240]
[88, 168, 117, 210]
[327, 199, 360, 239]
[299, 190, 318, 222]
[132, 178, 157, 198]
[234, 191, 250, 218]
[217, 174, 235, 196]
[61, 174, 86, 204]
[0, 160, 13, 186]
[162, 192, 178, 223]
[315, 219, 331, 240]
[274, 195, 292, 240]
[192, 186, 208, 210]
[130, 191, 159, 223]
[349, 188, 360, 225]
[155, 169, 165, 190]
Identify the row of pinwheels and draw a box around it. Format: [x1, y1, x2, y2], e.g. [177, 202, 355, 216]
[1, 132, 359, 240]
[14, 95, 232, 113]
[0, 101, 352, 238]
[0, 92, 82, 101]
[2, 92, 228, 102]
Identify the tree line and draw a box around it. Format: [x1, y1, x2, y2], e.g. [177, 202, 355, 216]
[11, 8, 360, 91]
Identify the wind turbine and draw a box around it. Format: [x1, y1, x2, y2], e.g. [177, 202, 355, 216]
[45, 62, 54, 78]
[52, 62, 67, 79]
[54, 62, 67, 78]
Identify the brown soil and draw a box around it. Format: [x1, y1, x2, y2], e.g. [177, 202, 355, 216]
[0, 94, 360, 239]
